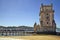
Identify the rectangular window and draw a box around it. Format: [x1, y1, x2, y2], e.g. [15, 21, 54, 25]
[47, 22, 48, 24]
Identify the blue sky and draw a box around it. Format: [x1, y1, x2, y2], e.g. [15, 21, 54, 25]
[0, 0, 60, 28]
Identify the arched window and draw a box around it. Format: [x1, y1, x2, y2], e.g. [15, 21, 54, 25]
[47, 14, 48, 15]
[47, 22, 48, 24]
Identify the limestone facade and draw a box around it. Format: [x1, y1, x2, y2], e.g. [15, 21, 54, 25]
[34, 4, 56, 32]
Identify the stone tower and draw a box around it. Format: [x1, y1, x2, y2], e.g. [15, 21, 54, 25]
[39, 4, 56, 32]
